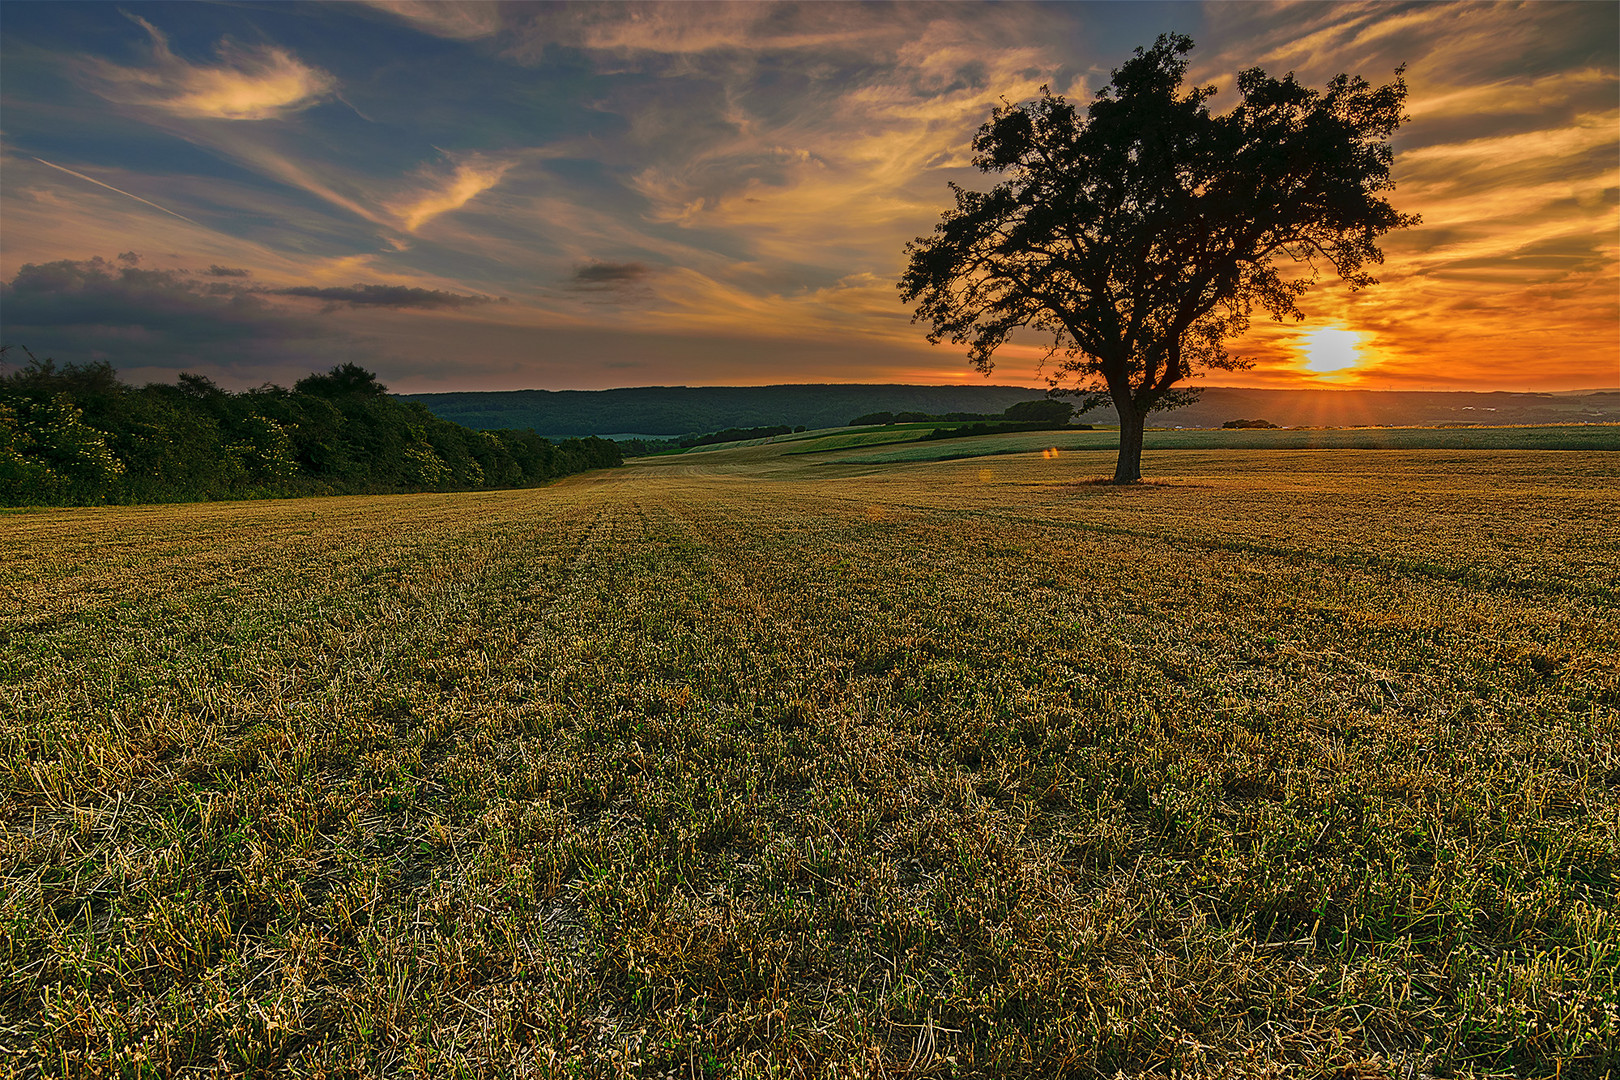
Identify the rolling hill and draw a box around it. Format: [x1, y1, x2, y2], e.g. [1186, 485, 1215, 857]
[401, 383, 1620, 438]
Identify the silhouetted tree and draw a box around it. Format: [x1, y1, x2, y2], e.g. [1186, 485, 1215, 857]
[900, 34, 1416, 482]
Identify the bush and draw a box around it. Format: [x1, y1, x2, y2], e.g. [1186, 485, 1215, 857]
[1002, 399, 1074, 424]
[679, 425, 793, 448]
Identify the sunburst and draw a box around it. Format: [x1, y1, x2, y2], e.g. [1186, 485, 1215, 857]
[1299, 326, 1363, 375]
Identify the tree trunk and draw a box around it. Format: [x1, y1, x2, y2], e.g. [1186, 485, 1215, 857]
[1112, 400, 1145, 483]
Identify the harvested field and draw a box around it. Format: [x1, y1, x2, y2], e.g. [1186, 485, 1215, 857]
[3, 447, 1617, 1077]
[780, 424, 1620, 464]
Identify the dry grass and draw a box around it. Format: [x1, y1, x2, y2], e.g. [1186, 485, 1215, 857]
[3, 448, 1617, 1078]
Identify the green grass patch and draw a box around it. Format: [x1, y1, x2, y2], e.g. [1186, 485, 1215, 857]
[829, 424, 1620, 464]
[674, 423, 941, 455]
[781, 427, 936, 454]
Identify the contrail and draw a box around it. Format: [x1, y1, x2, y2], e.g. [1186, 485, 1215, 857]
[33, 157, 203, 226]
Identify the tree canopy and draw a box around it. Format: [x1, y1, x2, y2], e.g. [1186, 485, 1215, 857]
[899, 33, 1417, 482]
[1, 353, 622, 506]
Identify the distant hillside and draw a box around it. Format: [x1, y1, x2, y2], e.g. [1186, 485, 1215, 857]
[400, 384, 1050, 437]
[401, 383, 1620, 438]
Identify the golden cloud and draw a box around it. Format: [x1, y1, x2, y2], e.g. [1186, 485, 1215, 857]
[361, 1, 503, 41]
[85, 16, 335, 120]
[386, 155, 516, 234]
[626, 23, 1054, 252]
[556, 3, 868, 57]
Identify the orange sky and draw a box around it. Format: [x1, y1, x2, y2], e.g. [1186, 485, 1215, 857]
[2, 1, 1615, 392]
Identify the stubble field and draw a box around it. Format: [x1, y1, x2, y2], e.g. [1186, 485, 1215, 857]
[3, 445, 1617, 1078]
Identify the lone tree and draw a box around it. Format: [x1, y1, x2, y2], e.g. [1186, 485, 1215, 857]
[899, 34, 1416, 482]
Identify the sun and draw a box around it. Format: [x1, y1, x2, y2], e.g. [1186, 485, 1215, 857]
[1299, 326, 1363, 374]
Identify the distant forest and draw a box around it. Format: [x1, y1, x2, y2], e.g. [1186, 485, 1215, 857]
[1, 355, 621, 507]
[404, 383, 1620, 437]
[403, 384, 1051, 437]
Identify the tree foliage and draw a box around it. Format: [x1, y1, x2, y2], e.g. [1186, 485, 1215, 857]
[849, 398, 1074, 427]
[900, 34, 1416, 481]
[0, 351, 621, 506]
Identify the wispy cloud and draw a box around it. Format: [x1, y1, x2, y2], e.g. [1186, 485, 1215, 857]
[84, 15, 336, 120]
[560, 3, 872, 56]
[612, 10, 1060, 252]
[194, 129, 397, 229]
[362, 1, 504, 41]
[386, 154, 516, 233]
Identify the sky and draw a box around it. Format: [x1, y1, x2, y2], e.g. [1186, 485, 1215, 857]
[1, 1, 1615, 394]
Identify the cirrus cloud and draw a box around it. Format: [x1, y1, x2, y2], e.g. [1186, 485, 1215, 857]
[386, 154, 517, 233]
[83, 15, 336, 121]
[361, 1, 504, 41]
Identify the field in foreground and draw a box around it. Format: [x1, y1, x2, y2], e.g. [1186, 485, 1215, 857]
[3, 446, 1617, 1078]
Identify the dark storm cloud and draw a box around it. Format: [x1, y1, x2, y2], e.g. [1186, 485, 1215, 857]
[269, 283, 502, 309]
[569, 261, 652, 290]
[6, 257, 289, 335]
[0, 256, 345, 377]
[206, 264, 252, 277]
